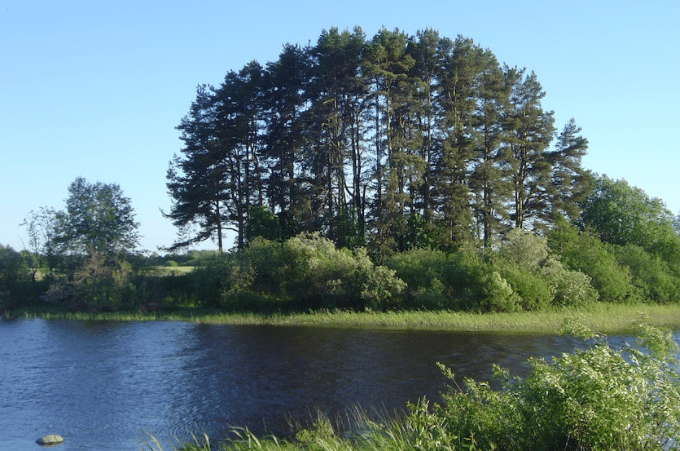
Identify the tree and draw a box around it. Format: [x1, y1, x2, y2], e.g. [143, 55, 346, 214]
[0, 244, 26, 303]
[167, 27, 590, 255]
[165, 84, 231, 252]
[579, 175, 680, 263]
[52, 177, 139, 255]
[21, 206, 59, 275]
[503, 67, 555, 230]
[545, 119, 592, 221]
[465, 43, 510, 246]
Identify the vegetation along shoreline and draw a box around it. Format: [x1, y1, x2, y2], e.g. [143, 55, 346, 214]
[7, 303, 680, 336]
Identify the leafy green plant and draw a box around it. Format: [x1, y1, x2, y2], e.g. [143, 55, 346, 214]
[540, 257, 598, 307]
[408, 322, 680, 451]
[549, 217, 635, 303]
[611, 243, 680, 303]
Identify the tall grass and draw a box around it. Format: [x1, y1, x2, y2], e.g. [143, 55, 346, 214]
[144, 408, 415, 451]
[9, 302, 680, 334]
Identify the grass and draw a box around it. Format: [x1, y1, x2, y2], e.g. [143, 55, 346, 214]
[8, 302, 680, 334]
[143, 408, 413, 451]
[140, 265, 195, 276]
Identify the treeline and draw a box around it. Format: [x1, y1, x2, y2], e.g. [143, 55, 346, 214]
[165, 27, 590, 254]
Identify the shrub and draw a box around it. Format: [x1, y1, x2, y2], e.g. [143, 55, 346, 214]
[499, 228, 549, 273]
[549, 217, 635, 303]
[384, 248, 449, 309]
[0, 244, 27, 304]
[540, 257, 598, 307]
[191, 252, 256, 309]
[611, 243, 680, 303]
[191, 234, 406, 311]
[407, 323, 680, 451]
[496, 261, 552, 311]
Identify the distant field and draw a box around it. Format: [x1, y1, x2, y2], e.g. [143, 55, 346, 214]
[142, 266, 194, 276]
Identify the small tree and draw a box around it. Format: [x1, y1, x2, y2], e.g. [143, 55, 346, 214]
[21, 206, 59, 276]
[53, 177, 140, 256]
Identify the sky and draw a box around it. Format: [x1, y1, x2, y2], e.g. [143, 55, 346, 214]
[2, 0, 679, 253]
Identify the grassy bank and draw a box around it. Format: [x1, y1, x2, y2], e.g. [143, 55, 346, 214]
[8, 302, 680, 334]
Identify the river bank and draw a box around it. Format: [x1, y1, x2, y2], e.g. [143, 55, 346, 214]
[8, 302, 680, 334]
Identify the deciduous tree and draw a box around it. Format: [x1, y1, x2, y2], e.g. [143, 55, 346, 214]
[53, 177, 139, 255]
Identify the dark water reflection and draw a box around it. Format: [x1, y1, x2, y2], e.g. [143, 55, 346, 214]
[0, 319, 632, 450]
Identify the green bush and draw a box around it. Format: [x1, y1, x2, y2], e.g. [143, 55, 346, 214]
[407, 323, 680, 451]
[549, 217, 635, 303]
[499, 228, 549, 273]
[386, 248, 531, 312]
[611, 244, 680, 303]
[191, 252, 255, 309]
[496, 262, 552, 311]
[540, 257, 598, 307]
[383, 248, 449, 309]
[0, 244, 27, 304]
[191, 234, 406, 311]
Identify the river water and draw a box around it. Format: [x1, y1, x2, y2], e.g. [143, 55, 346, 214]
[0, 318, 632, 450]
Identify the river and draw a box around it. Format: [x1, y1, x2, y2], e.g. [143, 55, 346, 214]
[0, 318, 632, 450]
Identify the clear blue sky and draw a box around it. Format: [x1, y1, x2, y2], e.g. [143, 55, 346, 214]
[2, 0, 678, 253]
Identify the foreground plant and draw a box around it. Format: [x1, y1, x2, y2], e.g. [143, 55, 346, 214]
[408, 320, 680, 450]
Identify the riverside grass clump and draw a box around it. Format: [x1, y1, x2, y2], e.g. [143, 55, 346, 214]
[148, 322, 680, 451]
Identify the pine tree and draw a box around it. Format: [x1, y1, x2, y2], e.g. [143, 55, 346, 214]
[546, 119, 592, 221]
[165, 84, 231, 251]
[503, 68, 555, 231]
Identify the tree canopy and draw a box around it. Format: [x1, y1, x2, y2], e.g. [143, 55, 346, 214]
[579, 175, 680, 263]
[166, 27, 591, 254]
[51, 177, 140, 255]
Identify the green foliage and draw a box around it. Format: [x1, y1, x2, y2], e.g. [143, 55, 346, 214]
[332, 208, 365, 251]
[548, 217, 635, 303]
[499, 228, 548, 273]
[494, 262, 551, 311]
[0, 244, 27, 305]
[385, 248, 524, 312]
[610, 244, 680, 303]
[539, 257, 598, 307]
[169, 28, 590, 255]
[406, 323, 680, 451]
[53, 177, 140, 255]
[191, 252, 257, 309]
[383, 248, 449, 308]
[246, 206, 283, 244]
[580, 175, 680, 265]
[191, 233, 406, 311]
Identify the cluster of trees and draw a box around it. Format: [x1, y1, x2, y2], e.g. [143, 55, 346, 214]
[0, 177, 146, 312]
[166, 170, 680, 313]
[4, 28, 680, 314]
[4, 172, 680, 314]
[165, 27, 590, 254]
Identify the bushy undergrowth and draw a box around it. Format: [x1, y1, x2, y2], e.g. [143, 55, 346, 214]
[191, 233, 406, 312]
[383, 230, 598, 313]
[5, 217, 680, 314]
[405, 322, 680, 451]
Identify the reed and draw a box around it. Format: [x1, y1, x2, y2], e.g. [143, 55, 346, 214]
[8, 303, 680, 334]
